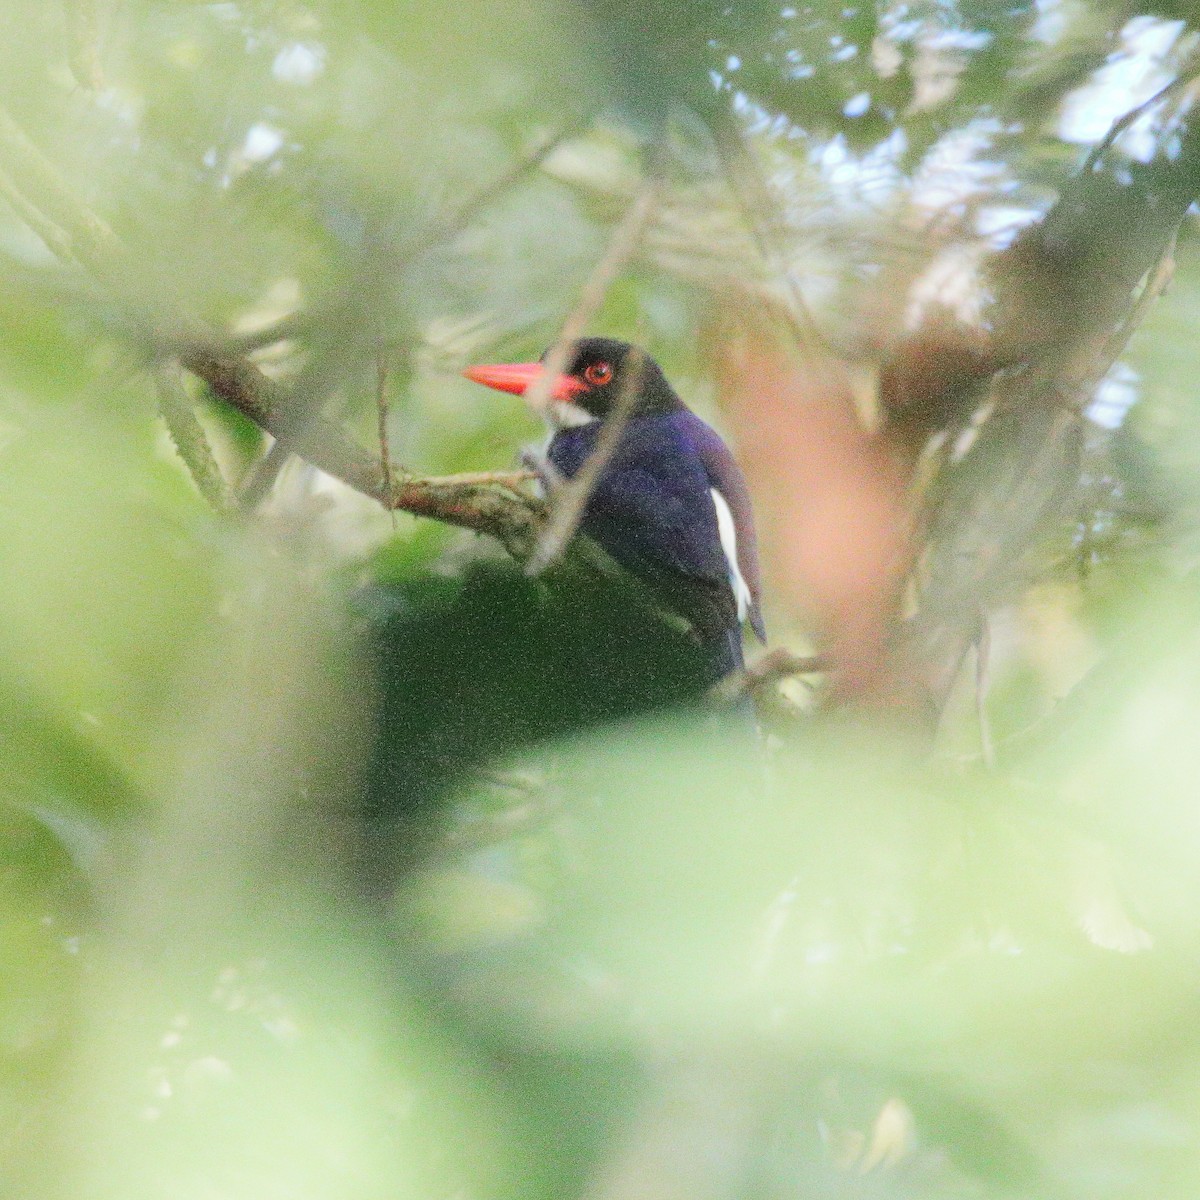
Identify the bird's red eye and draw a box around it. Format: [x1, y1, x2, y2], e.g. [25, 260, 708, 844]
[584, 362, 613, 387]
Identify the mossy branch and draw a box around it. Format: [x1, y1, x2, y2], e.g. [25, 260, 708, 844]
[155, 366, 230, 512]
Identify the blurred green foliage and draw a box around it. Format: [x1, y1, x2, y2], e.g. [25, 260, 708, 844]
[3, 2, 1200, 1200]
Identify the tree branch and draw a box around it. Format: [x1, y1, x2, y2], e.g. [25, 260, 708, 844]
[711, 647, 826, 703]
[155, 365, 229, 511]
[0, 101, 550, 552]
[236, 120, 596, 509]
[375, 343, 397, 530]
[182, 337, 544, 549]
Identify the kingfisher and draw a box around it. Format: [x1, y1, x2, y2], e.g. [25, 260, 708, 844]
[463, 337, 766, 680]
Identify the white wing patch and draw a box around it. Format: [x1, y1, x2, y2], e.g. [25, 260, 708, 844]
[710, 488, 752, 621]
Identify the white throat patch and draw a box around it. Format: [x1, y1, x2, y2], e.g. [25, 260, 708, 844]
[549, 400, 598, 429]
[710, 488, 752, 621]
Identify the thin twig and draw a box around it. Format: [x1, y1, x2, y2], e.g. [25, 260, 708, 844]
[0, 171, 78, 266]
[1081, 69, 1200, 175]
[155, 365, 229, 511]
[521, 181, 661, 575]
[179, 342, 548, 550]
[234, 264, 390, 512]
[1097, 226, 1178, 374]
[418, 118, 592, 264]
[0, 105, 119, 280]
[711, 114, 829, 357]
[224, 120, 590, 355]
[417, 469, 535, 490]
[376, 343, 397, 531]
[523, 180, 660, 416]
[527, 346, 647, 576]
[712, 648, 827, 703]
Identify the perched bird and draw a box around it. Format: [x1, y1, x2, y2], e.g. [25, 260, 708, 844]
[464, 337, 766, 680]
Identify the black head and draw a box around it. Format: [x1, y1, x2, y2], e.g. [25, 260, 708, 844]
[464, 338, 685, 424]
[547, 338, 684, 421]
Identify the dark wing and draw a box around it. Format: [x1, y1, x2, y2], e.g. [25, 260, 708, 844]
[686, 417, 767, 643]
[576, 461, 739, 643]
[581, 464, 727, 579]
[548, 423, 739, 643]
